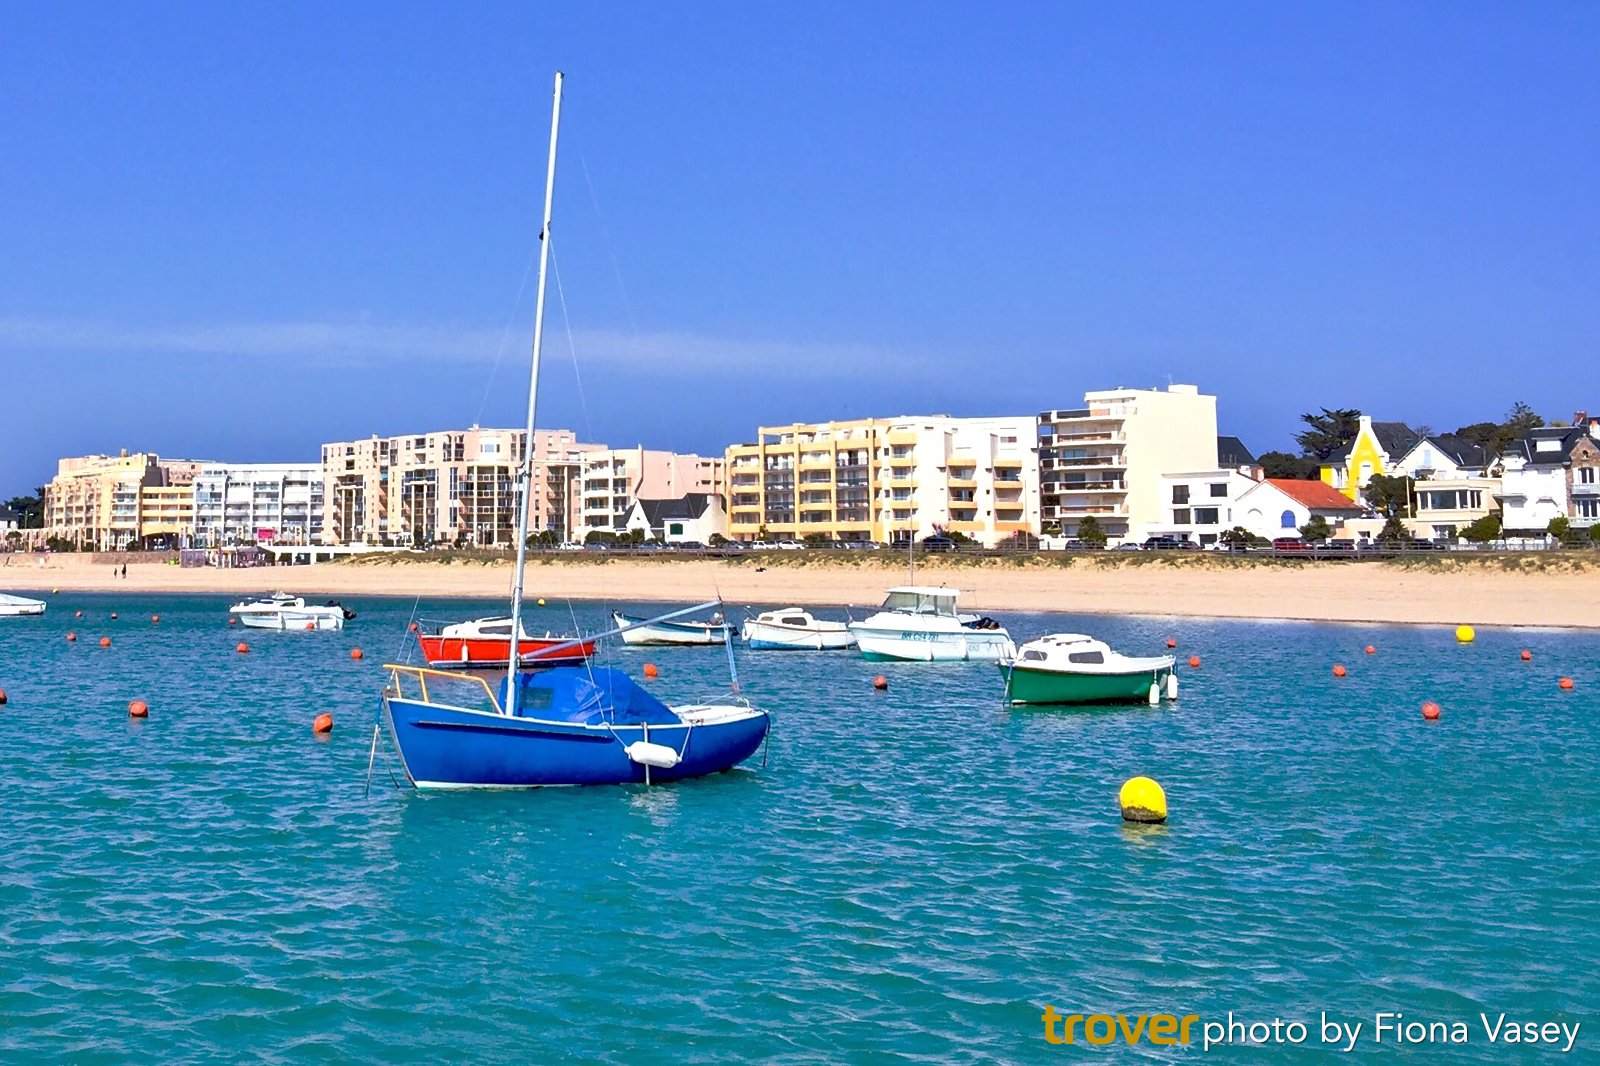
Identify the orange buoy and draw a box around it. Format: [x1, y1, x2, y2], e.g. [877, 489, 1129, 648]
[74, 610, 83, 619]
[128, 699, 148, 718]
[1332, 664, 1347, 678]
[1364, 644, 1376, 655]
[228, 617, 238, 626]
[312, 713, 334, 734]
[350, 648, 364, 660]
[409, 622, 419, 632]
[1520, 649, 1532, 662]
[99, 637, 112, 648]
[236, 642, 249, 654]
[872, 675, 888, 690]
[151, 614, 160, 624]
[0, 689, 7, 705]
[1187, 655, 1201, 668]
[1165, 638, 1177, 649]
[66, 632, 77, 643]
[1559, 677, 1574, 690]
[642, 662, 659, 679]
[1422, 701, 1441, 721]
[306, 622, 316, 631]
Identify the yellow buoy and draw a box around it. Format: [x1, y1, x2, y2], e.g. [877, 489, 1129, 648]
[537, 598, 546, 607]
[1455, 625, 1475, 643]
[1119, 777, 1168, 824]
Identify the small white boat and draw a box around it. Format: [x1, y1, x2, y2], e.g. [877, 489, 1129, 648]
[741, 608, 856, 650]
[0, 593, 46, 617]
[1000, 634, 1177, 705]
[228, 592, 353, 631]
[847, 586, 1015, 662]
[612, 610, 729, 646]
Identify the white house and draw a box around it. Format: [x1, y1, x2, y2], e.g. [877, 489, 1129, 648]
[1234, 478, 1366, 543]
[621, 494, 729, 545]
[1390, 435, 1498, 539]
[1151, 469, 1262, 546]
[1499, 420, 1600, 535]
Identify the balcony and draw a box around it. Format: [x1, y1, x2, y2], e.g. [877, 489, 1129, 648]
[947, 476, 978, 490]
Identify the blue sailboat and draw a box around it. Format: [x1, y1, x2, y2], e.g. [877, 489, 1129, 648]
[377, 72, 770, 789]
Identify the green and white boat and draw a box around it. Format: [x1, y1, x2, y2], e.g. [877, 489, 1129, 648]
[999, 634, 1177, 706]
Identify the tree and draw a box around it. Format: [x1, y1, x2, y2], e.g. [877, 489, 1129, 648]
[1503, 401, 1544, 437]
[708, 533, 729, 547]
[1364, 474, 1414, 518]
[1293, 408, 1364, 461]
[1299, 515, 1332, 543]
[1258, 451, 1321, 480]
[997, 530, 1040, 550]
[1219, 526, 1253, 550]
[1547, 515, 1589, 548]
[802, 532, 831, 546]
[1077, 515, 1107, 548]
[1377, 516, 1409, 544]
[1461, 512, 1502, 544]
[4, 491, 44, 528]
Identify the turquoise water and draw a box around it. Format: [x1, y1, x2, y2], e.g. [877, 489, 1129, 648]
[0, 591, 1595, 1063]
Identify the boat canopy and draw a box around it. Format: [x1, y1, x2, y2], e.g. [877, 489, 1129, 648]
[502, 667, 680, 726]
[879, 587, 960, 616]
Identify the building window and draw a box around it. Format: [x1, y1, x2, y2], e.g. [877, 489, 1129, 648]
[1172, 485, 1190, 505]
[1577, 499, 1599, 519]
[1194, 507, 1219, 525]
[1172, 508, 1191, 524]
[1209, 483, 1227, 497]
[1281, 510, 1296, 529]
[1580, 468, 1596, 485]
[669, 522, 684, 535]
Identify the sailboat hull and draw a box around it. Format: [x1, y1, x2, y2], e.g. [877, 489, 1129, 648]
[380, 696, 769, 788]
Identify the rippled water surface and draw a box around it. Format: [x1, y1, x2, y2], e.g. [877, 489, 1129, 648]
[0, 591, 1596, 1063]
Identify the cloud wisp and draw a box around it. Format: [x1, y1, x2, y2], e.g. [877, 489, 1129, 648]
[0, 315, 916, 379]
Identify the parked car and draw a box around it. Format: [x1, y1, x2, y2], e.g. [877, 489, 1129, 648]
[1271, 537, 1308, 552]
[1141, 536, 1189, 550]
[920, 534, 957, 552]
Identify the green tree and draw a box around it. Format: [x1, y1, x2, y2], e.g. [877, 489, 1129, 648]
[802, 532, 831, 546]
[1293, 408, 1364, 461]
[1219, 526, 1253, 550]
[1547, 515, 1589, 548]
[1377, 516, 1410, 544]
[4, 490, 44, 528]
[708, 533, 729, 547]
[1299, 515, 1332, 543]
[1076, 515, 1107, 548]
[1364, 474, 1415, 518]
[1258, 451, 1321, 479]
[1503, 401, 1544, 437]
[1461, 512, 1502, 544]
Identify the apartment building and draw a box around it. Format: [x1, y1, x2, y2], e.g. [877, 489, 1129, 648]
[43, 452, 210, 550]
[578, 447, 726, 535]
[1038, 384, 1219, 543]
[724, 415, 1038, 546]
[192, 463, 325, 547]
[320, 427, 599, 546]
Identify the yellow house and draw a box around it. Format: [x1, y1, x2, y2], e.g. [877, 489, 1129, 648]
[1320, 415, 1420, 501]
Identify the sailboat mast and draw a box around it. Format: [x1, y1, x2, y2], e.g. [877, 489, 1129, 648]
[505, 70, 564, 717]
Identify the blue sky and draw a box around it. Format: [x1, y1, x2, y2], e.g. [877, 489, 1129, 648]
[3, 3, 1598, 495]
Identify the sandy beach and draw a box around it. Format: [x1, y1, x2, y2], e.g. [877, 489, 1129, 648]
[5, 551, 1598, 629]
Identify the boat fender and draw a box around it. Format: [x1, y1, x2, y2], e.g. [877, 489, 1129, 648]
[1165, 672, 1178, 700]
[625, 741, 681, 769]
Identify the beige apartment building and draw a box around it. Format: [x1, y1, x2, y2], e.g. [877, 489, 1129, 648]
[320, 427, 600, 546]
[43, 452, 208, 550]
[578, 447, 727, 535]
[1038, 384, 1219, 543]
[725, 415, 1039, 546]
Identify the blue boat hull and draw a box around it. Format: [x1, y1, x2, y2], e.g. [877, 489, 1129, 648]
[381, 696, 769, 789]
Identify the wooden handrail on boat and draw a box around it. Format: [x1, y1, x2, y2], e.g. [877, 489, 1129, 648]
[384, 664, 503, 713]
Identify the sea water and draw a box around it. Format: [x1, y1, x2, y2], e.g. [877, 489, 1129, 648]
[0, 592, 1595, 1063]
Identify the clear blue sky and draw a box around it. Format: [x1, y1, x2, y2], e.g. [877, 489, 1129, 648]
[3, 2, 1597, 496]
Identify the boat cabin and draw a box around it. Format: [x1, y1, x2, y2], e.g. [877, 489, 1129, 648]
[1017, 634, 1110, 665]
[878, 586, 961, 617]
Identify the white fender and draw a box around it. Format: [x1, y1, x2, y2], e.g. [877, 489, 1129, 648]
[625, 741, 681, 769]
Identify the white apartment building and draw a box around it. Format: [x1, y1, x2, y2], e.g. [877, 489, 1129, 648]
[192, 463, 325, 547]
[1038, 384, 1219, 543]
[579, 446, 726, 534]
[321, 427, 600, 546]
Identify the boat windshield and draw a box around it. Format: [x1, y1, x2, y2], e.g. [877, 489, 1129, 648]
[881, 591, 957, 617]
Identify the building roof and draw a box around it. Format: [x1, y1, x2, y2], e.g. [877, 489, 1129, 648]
[1404, 434, 1491, 471]
[1216, 435, 1256, 467]
[0, 504, 17, 523]
[1337, 420, 1418, 461]
[1264, 478, 1366, 512]
[633, 493, 716, 527]
[1506, 425, 1597, 465]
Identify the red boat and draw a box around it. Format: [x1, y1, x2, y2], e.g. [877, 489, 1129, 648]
[416, 617, 595, 669]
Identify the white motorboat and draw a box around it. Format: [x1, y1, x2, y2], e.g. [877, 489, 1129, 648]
[741, 608, 856, 650]
[1000, 634, 1177, 705]
[228, 592, 353, 631]
[612, 610, 729, 646]
[846, 586, 1015, 662]
[0, 593, 46, 617]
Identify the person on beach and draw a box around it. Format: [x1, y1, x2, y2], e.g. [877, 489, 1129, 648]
[121, 563, 127, 578]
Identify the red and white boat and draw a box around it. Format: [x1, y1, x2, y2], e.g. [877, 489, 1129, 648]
[416, 617, 595, 669]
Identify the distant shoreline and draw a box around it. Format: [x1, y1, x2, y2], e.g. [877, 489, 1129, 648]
[4, 552, 1597, 630]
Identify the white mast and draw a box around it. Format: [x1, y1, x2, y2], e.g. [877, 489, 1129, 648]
[505, 70, 564, 717]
